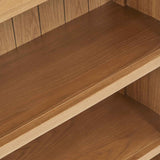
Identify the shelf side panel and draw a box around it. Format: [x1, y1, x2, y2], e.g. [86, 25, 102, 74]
[126, 0, 160, 115]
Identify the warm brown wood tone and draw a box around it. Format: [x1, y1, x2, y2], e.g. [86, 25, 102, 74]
[2, 94, 160, 160]
[89, 0, 110, 10]
[127, 0, 160, 21]
[0, 0, 111, 56]
[152, 154, 160, 160]
[127, 67, 160, 115]
[0, 0, 47, 24]
[0, 20, 16, 55]
[89, 0, 101, 10]
[126, 0, 160, 115]
[113, 0, 126, 6]
[1, 2, 160, 158]
[101, 0, 111, 5]
[13, 7, 41, 47]
[39, 0, 65, 34]
[64, 0, 89, 22]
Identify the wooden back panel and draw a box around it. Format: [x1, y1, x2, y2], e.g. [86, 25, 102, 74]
[0, 0, 111, 56]
[127, 0, 160, 20]
[126, 0, 160, 115]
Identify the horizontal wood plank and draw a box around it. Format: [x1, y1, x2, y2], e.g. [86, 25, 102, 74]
[0, 0, 47, 24]
[1, 2, 160, 158]
[2, 94, 160, 160]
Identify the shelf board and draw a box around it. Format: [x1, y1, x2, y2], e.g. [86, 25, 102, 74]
[0, 0, 47, 23]
[1, 2, 160, 158]
[2, 94, 160, 160]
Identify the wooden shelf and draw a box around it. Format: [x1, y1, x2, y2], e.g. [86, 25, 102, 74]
[0, 0, 47, 23]
[1, 2, 160, 158]
[2, 94, 160, 160]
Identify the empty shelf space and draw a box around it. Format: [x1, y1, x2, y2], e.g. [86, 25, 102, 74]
[1, 2, 160, 158]
[0, 0, 47, 23]
[2, 94, 160, 160]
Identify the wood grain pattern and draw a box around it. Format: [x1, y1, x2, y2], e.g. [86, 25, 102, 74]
[113, 0, 126, 6]
[89, 0, 110, 10]
[126, 0, 160, 115]
[0, 19, 16, 55]
[89, 0, 101, 10]
[2, 94, 160, 160]
[1, 3, 160, 158]
[127, 67, 160, 115]
[39, 0, 65, 34]
[0, 0, 47, 24]
[0, 0, 110, 56]
[64, 0, 89, 22]
[13, 7, 41, 47]
[127, 0, 160, 20]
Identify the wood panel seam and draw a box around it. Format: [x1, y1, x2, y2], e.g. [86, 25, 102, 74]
[37, 6, 42, 35]
[11, 18, 17, 47]
[63, 0, 67, 23]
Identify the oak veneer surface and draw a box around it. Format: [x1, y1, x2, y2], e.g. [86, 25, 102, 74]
[64, 0, 89, 22]
[113, 0, 126, 6]
[126, 0, 160, 115]
[39, 0, 65, 34]
[13, 7, 41, 47]
[127, 67, 160, 115]
[0, 0, 47, 24]
[89, 0, 110, 10]
[1, 2, 160, 158]
[2, 94, 160, 160]
[127, 0, 160, 21]
[0, 20, 16, 55]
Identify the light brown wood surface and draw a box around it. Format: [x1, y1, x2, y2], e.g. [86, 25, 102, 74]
[0, 20, 16, 55]
[0, 0, 47, 24]
[39, 0, 65, 34]
[126, 0, 160, 115]
[127, 0, 160, 20]
[127, 67, 160, 115]
[89, 0, 110, 10]
[2, 94, 160, 160]
[101, 0, 111, 5]
[89, 0, 101, 10]
[113, 0, 126, 6]
[0, 0, 110, 56]
[64, 0, 89, 22]
[1, 2, 160, 158]
[13, 7, 41, 47]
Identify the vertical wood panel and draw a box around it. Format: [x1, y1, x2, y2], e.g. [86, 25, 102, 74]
[0, 19, 16, 55]
[89, 0, 101, 10]
[126, 0, 160, 115]
[113, 0, 126, 6]
[101, 0, 110, 5]
[127, 0, 160, 20]
[64, 0, 89, 22]
[127, 68, 160, 115]
[89, 0, 110, 11]
[13, 7, 41, 47]
[39, 0, 65, 34]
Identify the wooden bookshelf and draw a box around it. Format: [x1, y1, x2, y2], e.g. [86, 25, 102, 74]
[0, 2, 160, 159]
[2, 94, 160, 160]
